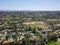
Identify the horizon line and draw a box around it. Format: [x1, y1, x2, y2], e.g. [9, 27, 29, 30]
[0, 10, 60, 11]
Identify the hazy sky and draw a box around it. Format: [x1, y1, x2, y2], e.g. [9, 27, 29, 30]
[0, 0, 60, 11]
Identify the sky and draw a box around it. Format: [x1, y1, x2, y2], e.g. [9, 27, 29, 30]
[0, 0, 60, 11]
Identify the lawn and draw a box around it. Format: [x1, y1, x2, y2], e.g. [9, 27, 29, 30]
[45, 41, 57, 45]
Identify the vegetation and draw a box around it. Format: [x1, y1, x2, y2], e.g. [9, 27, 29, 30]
[0, 11, 60, 45]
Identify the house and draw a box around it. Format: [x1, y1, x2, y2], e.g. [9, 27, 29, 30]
[54, 24, 60, 30]
[30, 36, 36, 41]
[19, 36, 24, 40]
[7, 37, 13, 43]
